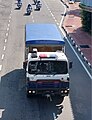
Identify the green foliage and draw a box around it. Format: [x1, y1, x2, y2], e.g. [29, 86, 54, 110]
[81, 10, 92, 34]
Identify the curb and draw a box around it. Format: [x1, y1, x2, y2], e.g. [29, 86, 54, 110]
[62, 26, 92, 69]
[61, 0, 69, 8]
[61, 0, 92, 69]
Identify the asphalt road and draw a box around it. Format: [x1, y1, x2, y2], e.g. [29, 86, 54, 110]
[0, 0, 91, 120]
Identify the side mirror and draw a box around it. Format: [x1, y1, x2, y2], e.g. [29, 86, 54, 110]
[69, 61, 73, 69]
[23, 61, 27, 70]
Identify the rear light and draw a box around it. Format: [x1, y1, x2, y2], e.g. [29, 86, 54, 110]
[39, 54, 47, 58]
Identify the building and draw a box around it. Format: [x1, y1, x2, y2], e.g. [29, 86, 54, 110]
[79, 0, 92, 34]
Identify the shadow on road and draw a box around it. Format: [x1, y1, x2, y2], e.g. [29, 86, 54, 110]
[0, 69, 65, 120]
[14, 7, 21, 10]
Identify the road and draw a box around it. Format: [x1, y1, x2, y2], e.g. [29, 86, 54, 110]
[0, 0, 91, 120]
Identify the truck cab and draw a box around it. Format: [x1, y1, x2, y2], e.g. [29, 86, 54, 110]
[24, 49, 71, 97]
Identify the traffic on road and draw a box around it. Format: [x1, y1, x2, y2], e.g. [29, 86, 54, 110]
[0, 0, 91, 120]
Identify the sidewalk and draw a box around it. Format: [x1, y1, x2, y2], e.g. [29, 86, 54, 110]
[62, 1, 92, 67]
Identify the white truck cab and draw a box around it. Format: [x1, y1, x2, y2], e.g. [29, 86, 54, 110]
[24, 49, 72, 97]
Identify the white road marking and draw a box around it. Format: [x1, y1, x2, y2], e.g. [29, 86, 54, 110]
[6, 33, 8, 37]
[56, 22, 59, 26]
[1, 54, 4, 60]
[53, 113, 57, 120]
[0, 109, 5, 118]
[10, 10, 12, 14]
[50, 12, 54, 17]
[59, 1, 67, 27]
[7, 27, 9, 31]
[4, 39, 7, 43]
[9, 20, 11, 23]
[43, 1, 59, 26]
[0, 0, 12, 73]
[3, 46, 6, 51]
[9, 16, 11, 19]
[31, 13, 34, 23]
[0, 65, 2, 71]
[8, 24, 10, 27]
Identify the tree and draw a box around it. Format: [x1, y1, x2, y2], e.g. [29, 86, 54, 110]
[81, 10, 91, 34]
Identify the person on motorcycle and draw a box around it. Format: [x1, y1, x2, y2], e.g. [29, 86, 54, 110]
[36, 1, 41, 10]
[18, 0, 22, 3]
[27, 4, 32, 10]
[26, 4, 32, 14]
[17, 0, 22, 8]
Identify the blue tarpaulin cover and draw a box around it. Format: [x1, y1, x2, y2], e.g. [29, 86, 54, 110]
[25, 24, 65, 45]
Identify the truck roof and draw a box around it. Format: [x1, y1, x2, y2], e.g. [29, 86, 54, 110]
[28, 51, 68, 62]
[25, 23, 65, 45]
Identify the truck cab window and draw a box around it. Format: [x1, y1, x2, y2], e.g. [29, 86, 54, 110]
[28, 61, 37, 74]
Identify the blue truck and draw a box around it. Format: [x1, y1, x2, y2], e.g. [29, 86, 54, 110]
[24, 23, 72, 98]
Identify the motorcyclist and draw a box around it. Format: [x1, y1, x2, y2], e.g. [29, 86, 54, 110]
[17, 0, 22, 8]
[36, 1, 41, 10]
[27, 4, 32, 11]
[33, 0, 37, 5]
[18, 0, 22, 3]
[26, 4, 32, 14]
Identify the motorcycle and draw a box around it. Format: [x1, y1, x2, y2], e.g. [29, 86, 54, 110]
[33, 0, 38, 5]
[36, 1, 42, 10]
[26, 5, 32, 15]
[17, 1, 22, 9]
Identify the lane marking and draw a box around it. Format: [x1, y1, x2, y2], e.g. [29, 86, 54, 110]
[7, 27, 9, 31]
[0, 109, 5, 118]
[31, 13, 34, 23]
[1, 54, 4, 60]
[11, 10, 12, 13]
[0, 0, 12, 73]
[8, 24, 10, 27]
[43, 1, 59, 26]
[0, 65, 2, 71]
[53, 113, 57, 120]
[6, 33, 8, 37]
[3, 46, 6, 51]
[9, 16, 11, 19]
[56, 22, 59, 26]
[9, 20, 11, 23]
[4, 39, 7, 43]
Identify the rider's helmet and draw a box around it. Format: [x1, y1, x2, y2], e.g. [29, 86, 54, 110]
[37, 1, 40, 3]
[28, 4, 31, 7]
